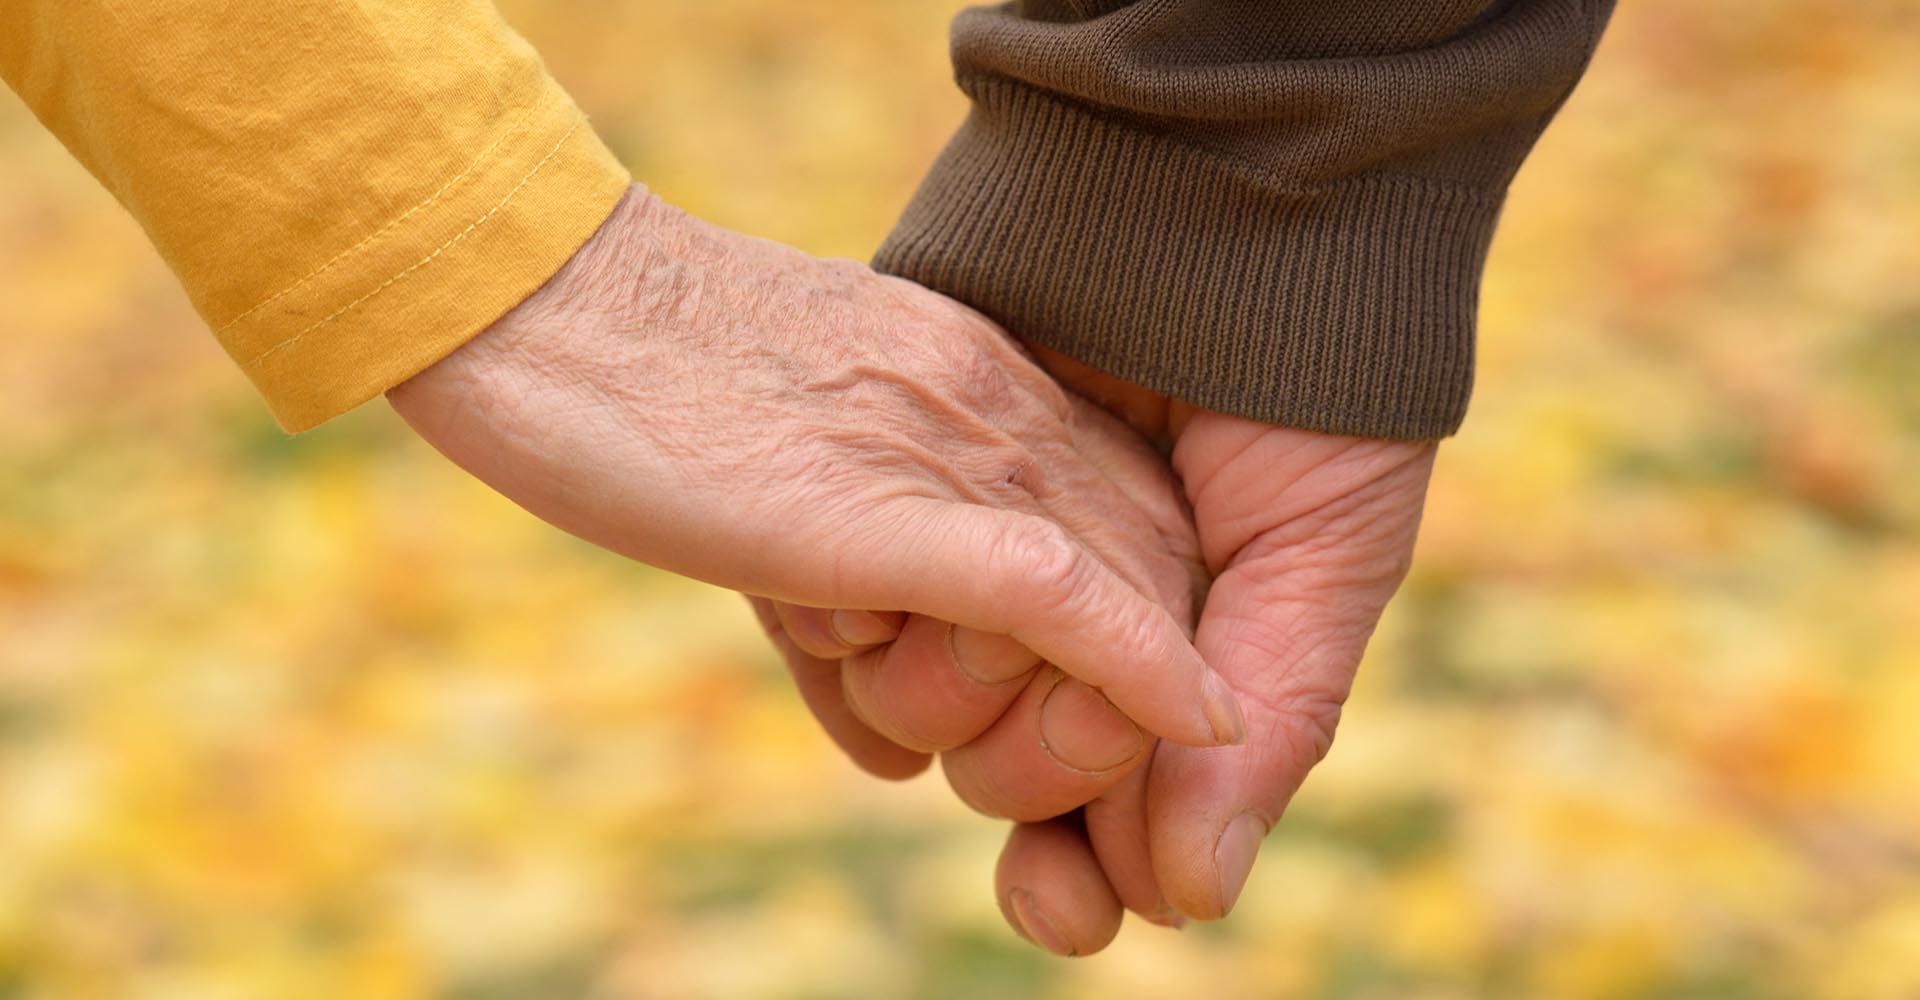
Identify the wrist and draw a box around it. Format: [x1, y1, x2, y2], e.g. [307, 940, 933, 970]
[387, 184, 668, 428]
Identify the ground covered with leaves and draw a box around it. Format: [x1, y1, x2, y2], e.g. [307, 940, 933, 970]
[1, 2, 1915, 997]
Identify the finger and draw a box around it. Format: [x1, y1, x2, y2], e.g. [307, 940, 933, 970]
[995, 815, 1123, 957]
[1084, 762, 1183, 926]
[1146, 567, 1377, 919]
[770, 601, 904, 660]
[838, 402, 1195, 755]
[846, 501, 1246, 749]
[747, 597, 930, 781]
[940, 668, 1147, 822]
[839, 613, 1041, 752]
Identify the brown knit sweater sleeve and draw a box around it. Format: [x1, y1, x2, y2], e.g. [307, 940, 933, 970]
[872, 0, 1615, 439]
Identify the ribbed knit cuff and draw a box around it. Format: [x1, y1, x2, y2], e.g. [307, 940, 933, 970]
[873, 79, 1507, 440]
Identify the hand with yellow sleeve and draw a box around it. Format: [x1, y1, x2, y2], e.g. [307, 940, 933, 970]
[2, 1, 1243, 742]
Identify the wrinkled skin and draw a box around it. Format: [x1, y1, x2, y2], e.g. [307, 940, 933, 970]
[772, 345, 1437, 955]
[1009, 347, 1436, 948]
[389, 182, 1432, 957]
[387, 185, 1246, 752]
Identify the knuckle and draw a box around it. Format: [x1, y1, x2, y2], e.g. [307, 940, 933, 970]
[1109, 598, 1168, 664]
[993, 518, 1087, 606]
[1241, 679, 1349, 773]
[1284, 692, 1346, 770]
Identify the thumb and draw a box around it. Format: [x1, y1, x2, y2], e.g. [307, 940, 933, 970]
[1144, 564, 1377, 919]
[1145, 419, 1435, 920]
[1144, 443, 1432, 920]
[839, 498, 1246, 750]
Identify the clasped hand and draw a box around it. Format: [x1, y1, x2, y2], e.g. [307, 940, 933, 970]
[390, 187, 1435, 955]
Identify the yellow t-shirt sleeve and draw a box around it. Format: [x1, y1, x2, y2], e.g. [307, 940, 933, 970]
[0, 1, 631, 431]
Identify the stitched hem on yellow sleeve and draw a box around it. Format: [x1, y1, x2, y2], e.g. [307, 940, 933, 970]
[227, 92, 630, 432]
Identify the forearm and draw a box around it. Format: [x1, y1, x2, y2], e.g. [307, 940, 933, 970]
[875, 0, 1616, 440]
[1, 0, 629, 430]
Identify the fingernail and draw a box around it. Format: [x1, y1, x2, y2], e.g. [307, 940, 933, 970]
[1215, 812, 1268, 916]
[1039, 678, 1144, 773]
[830, 609, 901, 647]
[1202, 672, 1248, 746]
[1009, 889, 1076, 957]
[949, 625, 1041, 685]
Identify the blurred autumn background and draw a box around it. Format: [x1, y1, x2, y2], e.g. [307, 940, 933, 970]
[2, 1, 1917, 997]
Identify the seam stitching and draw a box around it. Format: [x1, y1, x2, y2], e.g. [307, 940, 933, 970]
[242, 118, 582, 369]
[217, 98, 547, 333]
